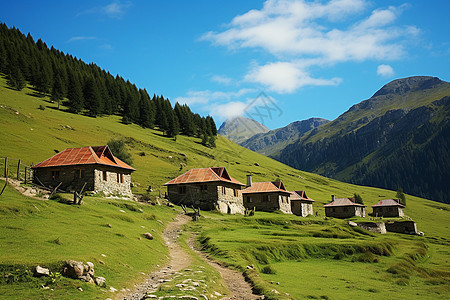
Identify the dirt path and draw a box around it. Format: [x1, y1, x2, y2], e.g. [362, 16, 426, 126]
[118, 213, 192, 300]
[119, 213, 262, 300]
[187, 236, 263, 300]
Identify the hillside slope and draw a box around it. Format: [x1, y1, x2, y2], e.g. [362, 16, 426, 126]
[218, 116, 269, 144]
[273, 76, 450, 203]
[241, 117, 329, 156]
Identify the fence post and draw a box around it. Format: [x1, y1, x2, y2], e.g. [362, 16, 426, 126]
[4, 157, 7, 178]
[17, 160, 21, 180]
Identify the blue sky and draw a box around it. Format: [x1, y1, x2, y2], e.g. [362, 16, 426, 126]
[1, 0, 449, 129]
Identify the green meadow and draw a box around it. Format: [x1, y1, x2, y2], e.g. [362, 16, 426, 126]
[0, 75, 449, 299]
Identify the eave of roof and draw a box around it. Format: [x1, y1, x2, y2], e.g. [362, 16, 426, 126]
[323, 198, 365, 207]
[242, 181, 291, 195]
[164, 167, 245, 186]
[372, 199, 405, 208]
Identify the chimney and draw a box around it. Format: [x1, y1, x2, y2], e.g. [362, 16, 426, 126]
[246, 175, 252, 187]
[331, 195, 335, 202]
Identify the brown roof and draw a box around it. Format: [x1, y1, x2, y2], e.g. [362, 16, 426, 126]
[323, 198, 365, 207]
[164, 167, 244, 186]
[31, 146, 135, 171]
[290, 190, 315, 202]
[242, 181, 290, 195]
[372, 199, 405, 208]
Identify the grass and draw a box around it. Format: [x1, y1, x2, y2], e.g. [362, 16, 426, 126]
[0, 75, 449, 299]
[0, 180, 176, 299]
[189, 211, 450, 299]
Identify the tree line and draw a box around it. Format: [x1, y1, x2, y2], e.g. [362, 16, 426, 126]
[0, 23, 217, 144]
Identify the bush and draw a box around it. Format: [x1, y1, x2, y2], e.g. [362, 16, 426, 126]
[260, 265, 276, 274]
[108, 138, 133, 166]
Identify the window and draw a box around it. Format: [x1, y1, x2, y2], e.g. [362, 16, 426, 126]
[178, 186, 186, 194]
[263, 195, 270, 202]
[200, 184, 207, 192]
[51, 170, 60, 180]
[74, 169, 84, 179]
[234, 189, 239, 197]
[117, 173, 124, 183]
[246, 196, 252, 203]
[103, 170, 107, 181]
[221, 186, 226, 195]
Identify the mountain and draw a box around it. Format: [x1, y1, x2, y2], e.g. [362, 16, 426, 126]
[272, 76, 450, 203]
[218, 116, 270, 144]
[241, 118, 329, 156]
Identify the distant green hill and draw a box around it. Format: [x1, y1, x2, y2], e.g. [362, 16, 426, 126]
[272, 76, 450, 203]
[241, 117, 329, 156]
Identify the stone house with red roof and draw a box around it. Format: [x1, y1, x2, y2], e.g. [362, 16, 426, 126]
[242, 175, 292, 214]
[31, 146, 135, 197]
[372, 199, 405, 217]
[164, 167, 245, 214]
[324, 196, 365, 218]
[290, 190, 314, 217]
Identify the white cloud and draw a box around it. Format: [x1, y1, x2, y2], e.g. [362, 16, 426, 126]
[174, 88, 255, 106]
[211, 75, 232, 85]
[68, 36, 97, 42]
[210, 101, 248, 119]
[245, 61, 341, 93]
[201, 0, 418, 93]
[78, 1, 131, 19]
[377, 64, 394, 77]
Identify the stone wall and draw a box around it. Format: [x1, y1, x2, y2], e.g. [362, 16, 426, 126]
[325, 206, 365, 218]
[357, 222, 386, 234]
[166, 182, 244, 214]
[93, 167, 133, 197]
[385, 221, 417, 235]
[243, 192, 292, 214]
[33, 165, 96, 192]
[372, 206, 404, 217]
[291, 201, 314, 217]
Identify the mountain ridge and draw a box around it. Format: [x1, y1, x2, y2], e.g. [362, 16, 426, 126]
[218, 116, 270, 144]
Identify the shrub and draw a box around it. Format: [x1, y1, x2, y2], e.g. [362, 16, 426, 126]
[260, 265, 276, 274]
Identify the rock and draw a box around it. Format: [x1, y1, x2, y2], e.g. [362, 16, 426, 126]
[120, 209, 126, 213]
[86, 262, 95, 276]
[254, 163, 260, 166]
[107, 224, 112, 228]
[144, 233, 154, 240]
[78, 287, 83, 292]
[109, 286, 117, 292]
[348, 221, 357, 227]
[63, 260, 85, 279]
[144, 295, 158, 299]
[246, 265, 254, 269]
[34, 265, 50, 277]
[95, 276, 106, 287]
[101, 254, 107, 257]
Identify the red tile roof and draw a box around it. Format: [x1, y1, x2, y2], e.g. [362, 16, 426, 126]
[164, 167, 244, 186]
[323, 198, 365, 207]
[31, 146, 135, 171]
[372, 199, 405, 208]
[290, 190, 315, 202]
[242, 181, 290, 194]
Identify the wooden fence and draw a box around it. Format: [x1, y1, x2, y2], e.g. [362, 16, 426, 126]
[0, 156, 33, 184]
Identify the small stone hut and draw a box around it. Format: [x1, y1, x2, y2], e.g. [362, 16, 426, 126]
[32, 146, 135, 197]
[164, 167, 245, 214]
[372, 199, 405, 217]
[242, 175, 292, 214]
[290, 190, 314, 217]
[324, 196, 365, 218]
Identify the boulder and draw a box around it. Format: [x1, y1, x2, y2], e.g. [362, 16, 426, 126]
[63, 260, 85, 279]
[95, 276, 106, 287]
[34, 265, 50, 277]
[144, 233, 154, 240]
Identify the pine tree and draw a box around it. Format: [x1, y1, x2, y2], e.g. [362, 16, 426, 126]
[67, 70, 84, 113]
[353, 193, 364, 205]
[7, 65, 26, 91]
[51, 75, 64, 109]
[396, 188, 406, 206]
[83, 77, 102, 116]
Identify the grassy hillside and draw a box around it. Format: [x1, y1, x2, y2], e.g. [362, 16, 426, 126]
[0, 75, 449, 299]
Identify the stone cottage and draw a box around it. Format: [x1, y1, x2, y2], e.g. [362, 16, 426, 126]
[290, 190, 314, 217]
[324, 196, 365, 218]
[164, 167, 245, 214]
[372, 199, 405, 217]
[242, 175, 292, 214]
[32, 145, 135, 197]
